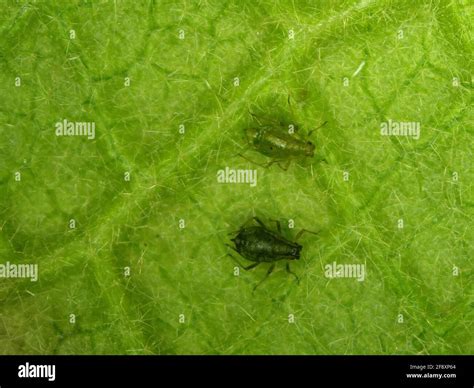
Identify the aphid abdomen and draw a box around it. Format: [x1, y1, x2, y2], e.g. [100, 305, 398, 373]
[233, 227, 300, 262]
[250, 128, 313, 158]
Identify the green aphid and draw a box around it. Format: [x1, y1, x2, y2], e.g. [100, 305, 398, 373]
[227, 217, 319, 291]
[240, 97, 326, 170]
[246, 126, 315, 166]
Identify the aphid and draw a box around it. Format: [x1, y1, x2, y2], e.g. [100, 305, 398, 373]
[227, 217, 318, 291]
[240, 97, 326, 170]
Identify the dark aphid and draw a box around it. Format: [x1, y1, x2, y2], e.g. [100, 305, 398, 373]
[227, 217, 318, 291]
[240, 97, 326, 170]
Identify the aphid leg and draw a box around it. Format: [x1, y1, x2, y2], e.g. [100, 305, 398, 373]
[253, 263, 276, 292]
[240, 156, 288, 170]
[252, 217, 267, 229]
[249, 108, 284, 127]
[264, 160, 278, 168]
[248, 110, 263, 126]
[308, 121, 328, 137]
[286, 263, 300, 284]
[237, 216, 267, 230]
[238, 153, 268, 168]
[269, 219, 282, 233]
[263, 159, 287, 170]
[226, 253, 260, 271]
[294, 228, 320, 241]
[276, 160, 291, 171]
[242, 262, 260, 271]
[314, 156, 328, 164]
[287, 94, 295, 118]
[225, 243, 241, 256]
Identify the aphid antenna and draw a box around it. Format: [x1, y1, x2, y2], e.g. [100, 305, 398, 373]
[294, 228, 320, 241]
[308, 121, 328, 137]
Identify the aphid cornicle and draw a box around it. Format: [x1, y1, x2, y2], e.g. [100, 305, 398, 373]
[227, 217, 318, 291]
